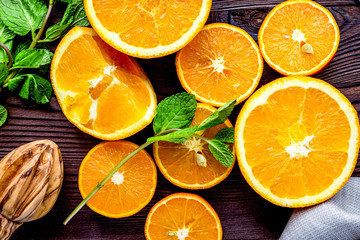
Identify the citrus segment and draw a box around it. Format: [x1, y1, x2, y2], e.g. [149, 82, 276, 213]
[51, 27, 157, 140]
[235, 76, 359, 207]
[176, 23, 263, 107]
[84, 0, 212, 58]
[154, 103, 234, 189]
[145, 193, 222, 240]
[258, 0, 340, 75]
[78, 140, 157, 218]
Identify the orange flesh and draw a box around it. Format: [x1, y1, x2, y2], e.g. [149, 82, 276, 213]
[261, 2, 337, 73]
[243, 87, 350, 199]
[178, 26, 261, 103]
[79, 141, 156, 216]
[55, 34, 152, 134]
[156, 106, 233, 187]
[147, 195, 221, 239]
[92, 0, 203, 48]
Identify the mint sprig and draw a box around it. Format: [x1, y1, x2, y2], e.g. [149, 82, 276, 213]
[64, 93, 236, 225]
[0, 0, 90, 127]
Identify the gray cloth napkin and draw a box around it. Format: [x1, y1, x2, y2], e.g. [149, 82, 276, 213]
[280, 177, 360, 240]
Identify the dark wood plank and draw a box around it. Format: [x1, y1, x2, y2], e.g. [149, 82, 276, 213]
[0, 2, 359, 240]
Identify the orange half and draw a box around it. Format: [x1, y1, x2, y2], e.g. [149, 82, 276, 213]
[145, 193, 222, 240]
[176, 23, 263, 107]
[258, 0, 340, 75]
[51, 27, 157, 140]
[78, 140, 157, 218]
[84, 0, 212, 58]
[235, 76, 359, 207]
[153, 103, 234, 189]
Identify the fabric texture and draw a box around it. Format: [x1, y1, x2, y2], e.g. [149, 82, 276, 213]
[280, 177, 360, 240]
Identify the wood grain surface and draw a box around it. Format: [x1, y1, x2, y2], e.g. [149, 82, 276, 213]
[1, 0, 360, 239]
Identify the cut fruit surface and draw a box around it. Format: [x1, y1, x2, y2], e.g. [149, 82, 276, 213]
[176, 23, 263, 107]
[235, 76, 359, 207]
[84, 0, 212, 58]
[145, 193, 222, 240]
[258, 0, 340, 76]
[51, 27, 157, 140]
[78, 140, 157, 218]
[153, 103, 234, 189]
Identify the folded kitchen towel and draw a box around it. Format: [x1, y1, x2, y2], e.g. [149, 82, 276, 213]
[280, 177, 360, 240]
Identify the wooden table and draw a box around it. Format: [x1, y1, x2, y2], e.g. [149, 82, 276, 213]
[1, 0, 360, 239]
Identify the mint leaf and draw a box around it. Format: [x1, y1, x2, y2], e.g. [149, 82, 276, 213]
[197, 99, 236, 131]
[0, 104, 7, 127]
[43, 0, 90, 42]
[9, 74, 52, 104]
[12, 49, 53, 69]
[0, 0, 47, 36]
[214, 127, 234, 143]
[60, 0, 90, 27]
[30, 75, 52, 104]
[153, 92, 197, 134]
[208, 139, 234, 167]
[0, 19, 15, 43]
[0, 63, 8, 86]
[0, 40, 12, 64]
[147, 126, 199, 144]
[8, 75, 26, 91]
[44, 23, 70, 42]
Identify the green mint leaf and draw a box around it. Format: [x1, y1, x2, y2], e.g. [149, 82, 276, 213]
[10, 74, 52, 104]
[12, 49, 53, 69]
[44, 23, 70, 42]
[42, 0, 89, 42]
[147, 126, 199, 144]
[60, 0, 90, 27]
[197, 99, 236, 131]
[0, 63, 8, 86]
[214, 127, 234, 143]
[0, 40, 13, 64]
[8, 75, 26, 92]
[19, 77, 31, 100]
[153, 92, 197, 134]
[29, 74, 52, 104]
[0, 19, 16, 43]
[0, 104, 7, 127]
[0, 0, 47, 36]
[208, 139, 234, 167]
[15, 40, 31, 56]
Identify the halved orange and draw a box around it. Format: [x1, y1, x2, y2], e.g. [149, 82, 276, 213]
[51, 27, 157, 140]
[258, 0, 340, 76]
[153, 103, 234, 189]
[235, 76, 359, 207]
[176, 23, 263, 107]
[78, 140, 157, 218]
[84, 0, 212, 58]
[145, 193, 222, 240]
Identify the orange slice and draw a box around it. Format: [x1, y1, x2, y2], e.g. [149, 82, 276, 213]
[51, 27, 157, 140]
[176, 23, 263, 107]
[258, 0, 340, 76]
[78, 140, 157, 218]
[153, 103, 234, 189]
[84, 0, 212, 58]
[145, 193, 222, 240]
[235, 76, 359, 207]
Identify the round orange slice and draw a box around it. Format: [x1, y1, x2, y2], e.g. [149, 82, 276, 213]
[145, 193, 222, 240]
[235, 76, 359, 207]
[176, 23, 263, 107]
[51, 27, 157, 140]
[258, 0, 340, 76]
[78, 140, 157, 218]
[153, 103, 234, 189]
[84, 0, 212, 58]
